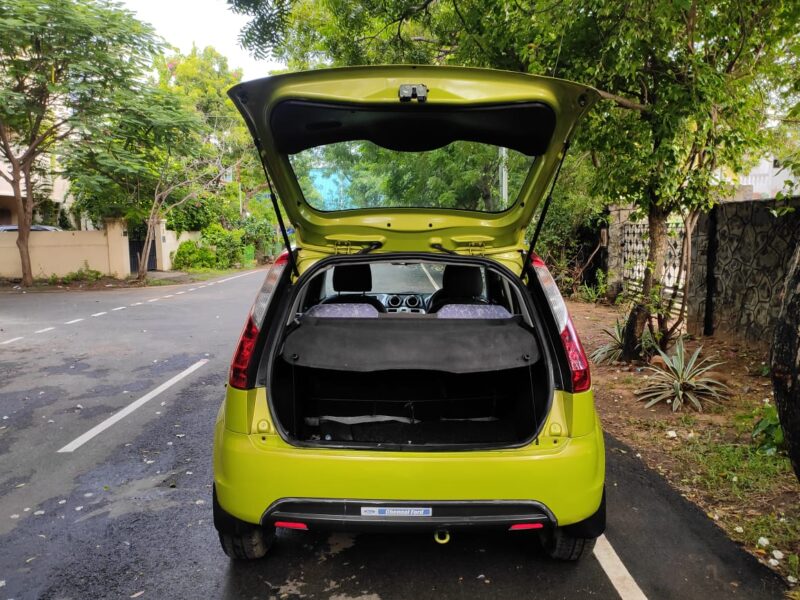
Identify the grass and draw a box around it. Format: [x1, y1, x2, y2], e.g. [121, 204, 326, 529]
[145, 261, 260, 286]
[679, 437, 789, 497]
[671, 432, 799, 579]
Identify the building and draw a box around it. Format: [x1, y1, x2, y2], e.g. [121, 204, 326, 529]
[0, 159, 72, 226]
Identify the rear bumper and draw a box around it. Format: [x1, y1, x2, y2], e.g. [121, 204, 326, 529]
[263, 498, 555, 532]
[213, 410, 605, 532]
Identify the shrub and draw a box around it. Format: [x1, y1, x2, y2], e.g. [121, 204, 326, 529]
[172, 240, 215, 270]
[578, 269, 608, 303]
[56, 263, 103, 284]
[636, 338, 729, 412]
[201, 223, 244, 268]
[590, 320, 625, 365]
[241, 216, 278, 261]
[750, 404, 787, 456]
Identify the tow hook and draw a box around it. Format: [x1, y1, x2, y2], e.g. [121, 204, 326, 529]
[434, 529, 451, 545]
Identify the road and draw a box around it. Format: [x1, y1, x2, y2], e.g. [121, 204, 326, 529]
[0, 265, 787, 599]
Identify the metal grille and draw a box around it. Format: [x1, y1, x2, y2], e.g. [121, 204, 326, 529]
[621, 222, 685, 298]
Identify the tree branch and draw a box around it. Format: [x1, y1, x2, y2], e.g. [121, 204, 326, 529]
[597, 89, 648, 111]
[20, 119, 72, 163]
[0, 121, 19, 166]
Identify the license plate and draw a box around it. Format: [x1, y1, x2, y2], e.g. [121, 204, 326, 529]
[360, 506, 433, 517]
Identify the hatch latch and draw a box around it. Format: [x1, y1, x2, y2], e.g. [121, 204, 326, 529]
[398, 84, 428, 103]
[333, 240, 353, 254]
[463, 242, 486, 256]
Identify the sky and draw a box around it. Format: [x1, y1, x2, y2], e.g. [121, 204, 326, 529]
[120, 0, 283, 81]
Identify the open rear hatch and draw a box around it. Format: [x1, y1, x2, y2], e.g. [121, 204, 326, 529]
[229, 66, 599, 268]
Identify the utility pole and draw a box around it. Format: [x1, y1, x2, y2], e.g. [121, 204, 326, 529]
[236, 162, 243, 217]
[499, 147, 508, 206]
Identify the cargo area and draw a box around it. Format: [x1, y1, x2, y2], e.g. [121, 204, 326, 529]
[269, 312, 550, 449]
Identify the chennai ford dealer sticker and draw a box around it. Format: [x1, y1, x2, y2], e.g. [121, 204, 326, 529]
[361, 507, 433, 517]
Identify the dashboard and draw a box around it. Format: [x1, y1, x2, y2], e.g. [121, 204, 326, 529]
[375, 293, 431, 313]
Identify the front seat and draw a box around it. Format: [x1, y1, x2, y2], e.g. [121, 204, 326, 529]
[427, 265, 489, 313]
[322, 264, 386, 312]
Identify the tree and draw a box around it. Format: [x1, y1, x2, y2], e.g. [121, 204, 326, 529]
[67, 45, 267, 279]
[156, 46, 272, 235]
[0, 0, 159, 285]
[772, 241, 800, 480]
[65, 85, 217, 280]
[230, 0, 800, 358]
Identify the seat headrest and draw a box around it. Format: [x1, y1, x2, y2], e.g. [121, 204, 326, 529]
[332, 264, 372, 292]
[442, 265, 483, 297]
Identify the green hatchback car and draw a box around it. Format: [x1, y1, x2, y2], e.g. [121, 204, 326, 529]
[213, 65, 605, 561]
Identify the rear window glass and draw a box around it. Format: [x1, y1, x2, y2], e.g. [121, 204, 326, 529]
[288, 141, 533, 213]
[321, 262, 482, 296]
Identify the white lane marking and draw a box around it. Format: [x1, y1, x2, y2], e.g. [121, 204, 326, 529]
[111, 306, 126, 311]
[419, 264, 440, 291]
[147, 298, 159, 303]
[91, 312, 107, 317]
[188, 288, 196, 292]
[131, 302, 143, 306]
[35, 327, 55, 334]
[175, 291, 185, 295]
[1, 337, 23, 345]
[64, 318, 84, 324]
[223, 271, 262, 282]
[163, 294, 174, 298]
[57, 359, 209, 453]
[594, 535, 648, 600]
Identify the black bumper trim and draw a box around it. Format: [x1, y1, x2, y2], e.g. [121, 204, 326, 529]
[261, 498, 557, 532]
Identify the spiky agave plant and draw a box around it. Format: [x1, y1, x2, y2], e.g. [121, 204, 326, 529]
[636, 338, 729, 412]
[589, 320, 625, 365]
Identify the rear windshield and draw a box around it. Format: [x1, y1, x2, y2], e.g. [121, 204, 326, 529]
[288, 141, 533, 213]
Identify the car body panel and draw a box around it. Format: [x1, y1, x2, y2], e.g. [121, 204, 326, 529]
[214, 385, 604, 528]
[228, 66, 599, 259]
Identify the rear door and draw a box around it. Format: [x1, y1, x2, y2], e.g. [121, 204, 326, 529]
[229, 66, 598, 271]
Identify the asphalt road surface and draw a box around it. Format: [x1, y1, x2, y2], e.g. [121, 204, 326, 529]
[0, 265, 788, 599]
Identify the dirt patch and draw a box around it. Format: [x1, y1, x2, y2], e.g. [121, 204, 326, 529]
[568, 299, 800, 586]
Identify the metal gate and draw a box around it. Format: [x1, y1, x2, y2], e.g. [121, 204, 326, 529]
[129, 239, 157, 273]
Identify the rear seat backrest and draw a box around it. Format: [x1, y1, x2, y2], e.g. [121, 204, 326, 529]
[305, 303, 380, 318]
[435, 304, 512, 319]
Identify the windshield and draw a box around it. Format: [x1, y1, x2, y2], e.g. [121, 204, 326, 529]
[288, 141, 533, 213]
[322, 262, 461, 296]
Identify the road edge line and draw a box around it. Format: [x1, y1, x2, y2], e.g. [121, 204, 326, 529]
[594, 534, 649, 600]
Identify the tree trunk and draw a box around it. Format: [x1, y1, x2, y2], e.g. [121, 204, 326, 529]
[137, 215, 156, 281]
[771, 241, 800, 481]
[621, 202, 670, 361]
[16, 224, 33, 286]
[14, 164, 34, 286]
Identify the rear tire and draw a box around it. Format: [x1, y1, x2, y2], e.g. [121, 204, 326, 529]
[544, 527, 597, 561]
[218, 526, 274, 560]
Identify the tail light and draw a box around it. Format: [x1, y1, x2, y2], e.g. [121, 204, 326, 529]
[229, 251, 289, 389]
[531, 254, 591, 393]
[274, 521, 308, 530]
[509, 523, 545, 531]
